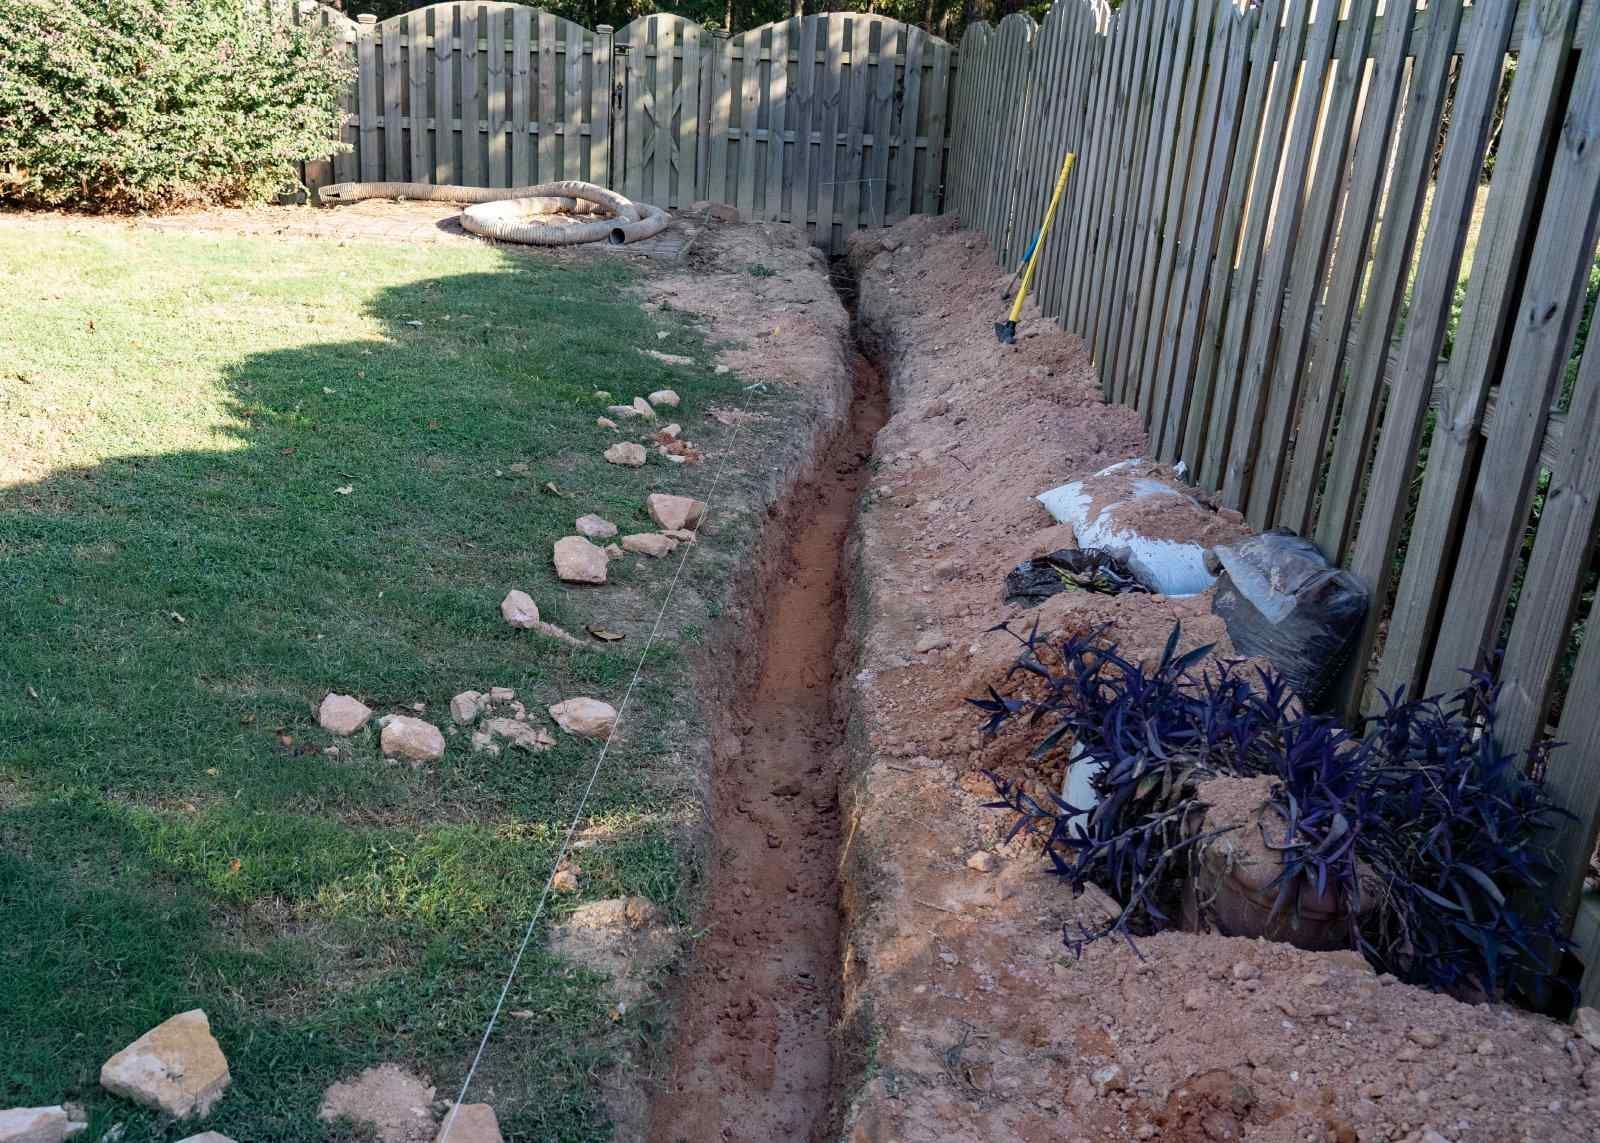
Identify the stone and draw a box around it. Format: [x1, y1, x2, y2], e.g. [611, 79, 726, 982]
[915, 631, 951, 654]
[575, 514, 618, 540]
[100, 1009, 231, 1119]
[449, 691, 484, 726]
[1406, 1028, 1442, 1049]
[1230, 961, 1261, 982]
[470, 730, 499, 756]
[1090, 1064, 1126, 1096]
[604, 544, 624, 558]
[175, 1136, 237, 1143]
[621, 533, 677, 558]
[646, 493, 708, 532]
[0, 1107, 87, 1143]
[604, 442, 647, 468]
[662, 528, 697, 543]
[648, 389, 681, 408]
[434, 1105, 502, 1143]
[483, 718, 555, 753]
[659, 423, 682, 441]
[318, 693, 372, 736]
[1577, 1008, 1600, 1050]
[548, 698, 618, 738]
[489, 687, 515, 702]
[606, 404, 643, 419]
[552, 869, 579, 893]
[553, 536, 609, 584]
[380, 717, 445, 763]
[596, 416, 618, 430]
[965, 852, 996, 873]
[1183, 988, 1206, 1011]
[499, 590, 540, 630]
[631, 396, 656, 419]
[643, 350, 693, 367]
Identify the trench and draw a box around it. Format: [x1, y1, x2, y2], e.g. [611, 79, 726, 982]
[649, 261, 885, 1143]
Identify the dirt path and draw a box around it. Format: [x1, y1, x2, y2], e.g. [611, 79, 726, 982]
[650, 349, 886, 1142]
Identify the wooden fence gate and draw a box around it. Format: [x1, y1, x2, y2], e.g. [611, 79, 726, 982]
[290, 2, 956, 251]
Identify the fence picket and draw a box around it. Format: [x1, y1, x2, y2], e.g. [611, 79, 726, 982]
[486, 8, 508, 185]
[434, 4, 456, 183]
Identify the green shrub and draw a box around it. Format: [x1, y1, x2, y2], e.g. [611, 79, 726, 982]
[0, 0, 351, 211]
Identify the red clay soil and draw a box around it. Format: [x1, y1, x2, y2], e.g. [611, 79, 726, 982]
[833, 215, 1599, 1143]
[649, 353, 889, 1143]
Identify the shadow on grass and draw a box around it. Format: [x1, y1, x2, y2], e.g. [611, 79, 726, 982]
[0, 256, 748, 1141]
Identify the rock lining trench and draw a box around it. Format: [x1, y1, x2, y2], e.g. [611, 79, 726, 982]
[649, 262, 886, 1143]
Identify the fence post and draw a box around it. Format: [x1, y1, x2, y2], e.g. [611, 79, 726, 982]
[595, 25, 614, 189]
[356, 14, 379, 182]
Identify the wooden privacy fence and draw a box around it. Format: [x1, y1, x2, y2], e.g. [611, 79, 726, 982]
[289, 2, 955, 250]
[947, 0, 1600, 956]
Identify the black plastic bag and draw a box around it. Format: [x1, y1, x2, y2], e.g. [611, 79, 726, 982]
[1004, 548, 1148, 604]
[1208, 529, 1368, 708]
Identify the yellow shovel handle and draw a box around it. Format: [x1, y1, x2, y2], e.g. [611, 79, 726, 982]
[1008, 152, 1077, 326]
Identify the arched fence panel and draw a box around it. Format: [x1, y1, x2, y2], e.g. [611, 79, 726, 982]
[291, 4, 956, 250]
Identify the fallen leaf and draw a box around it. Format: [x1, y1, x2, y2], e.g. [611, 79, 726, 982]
[205, 767, 219, 776]
[405, 320, 423, 328]
[239, 713, 255, 725]
[227, 858, 242, 875]
[427, 419, 440, 429]
[543, 481, 573, 498]
[334, 484, 354, 495]
[25, 684, 40, 701]
[508, 1010, 535, 1020]
[280, 446, 296, 456]
[322, 387, 337, 395]
[586, 625, 626, 642]
[169, 611, 186, 624]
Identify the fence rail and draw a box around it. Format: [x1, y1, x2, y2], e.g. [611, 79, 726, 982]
[289, 2, 955, 251]
[946, 0, 1600, 984]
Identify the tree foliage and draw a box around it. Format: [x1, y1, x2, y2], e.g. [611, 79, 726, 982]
[0, 0, 350, 211]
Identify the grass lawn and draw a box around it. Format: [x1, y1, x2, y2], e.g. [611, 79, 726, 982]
[0, 218, 764, 1140]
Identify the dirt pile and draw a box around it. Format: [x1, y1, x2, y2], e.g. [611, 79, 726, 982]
[834, 215, 1596, 1142]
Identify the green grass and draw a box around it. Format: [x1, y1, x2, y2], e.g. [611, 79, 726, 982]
[0, 218, 778, 1140]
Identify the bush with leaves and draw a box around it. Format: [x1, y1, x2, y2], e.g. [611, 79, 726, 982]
[0, 0, 350, 210]
[975, 622, 1570, 1001]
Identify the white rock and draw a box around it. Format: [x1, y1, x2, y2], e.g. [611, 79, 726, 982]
[549, 698, 618, 739]
[100, 1010, 231, 1119]
[380, 716, 445, 762]
[553, 536, 609, 584]
[175, 1135, 238, 1143]
[1575, 1007, 1600, 1050]
[621, 533, 677, 558]
[631, 396, 656, 419]
[449, 691, 484, 726]
[0, 1107, 87, 1143]
[483, 718, 555, 753]
[575, 514, 618, 540]
[318, 693, 372, 736]
[606, 404, 643, 419]
[435, 1105, 502, 1143]
[1090, 1063, 1126, 1096]
[646, 493, 707, 531]
[499, 590, 540, 630]
[648, 389, 681, 408]
[604, 442, 647, 468]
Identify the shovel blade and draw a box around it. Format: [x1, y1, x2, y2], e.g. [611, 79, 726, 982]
[994, 320, 1017, 345]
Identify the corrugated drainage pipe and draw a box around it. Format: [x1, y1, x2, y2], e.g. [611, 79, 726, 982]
[317, 180, 669, 246]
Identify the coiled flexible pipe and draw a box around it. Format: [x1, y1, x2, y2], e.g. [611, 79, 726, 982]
[317, 180, 670, 246]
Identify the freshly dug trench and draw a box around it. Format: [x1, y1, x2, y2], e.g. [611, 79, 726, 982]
[649, 352, 887, 1143]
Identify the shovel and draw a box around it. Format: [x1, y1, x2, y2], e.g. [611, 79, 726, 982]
[996, 151, 1077, 345]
